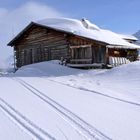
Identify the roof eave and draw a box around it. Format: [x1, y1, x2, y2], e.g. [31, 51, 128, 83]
[7, 22, 35, 46]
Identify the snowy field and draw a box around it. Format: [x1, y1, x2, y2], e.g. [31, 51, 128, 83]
[0, 60, 140, 140]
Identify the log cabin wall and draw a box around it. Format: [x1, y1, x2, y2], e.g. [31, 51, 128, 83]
[14, 25, 69, 67]
[68, 36, 107, 64]
[68, 36, 92, 64]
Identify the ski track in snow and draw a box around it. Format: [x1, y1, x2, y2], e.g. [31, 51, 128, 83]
[41, 78, 140, 107]
[12, 77, 112, 140]
[13, 62, 140, 107]
[0, 97, 56, 140]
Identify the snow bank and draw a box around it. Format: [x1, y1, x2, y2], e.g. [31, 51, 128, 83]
[15, 60, 140, 85]
[15, 60, 81, 77]
[95, 60, 140, 79]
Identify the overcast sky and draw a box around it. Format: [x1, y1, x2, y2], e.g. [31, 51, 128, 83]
[0, 0, 140, 66]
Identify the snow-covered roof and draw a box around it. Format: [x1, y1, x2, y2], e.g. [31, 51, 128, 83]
[36, 18, 140, 49]
[8, 17, 140, 49]
[118, 34, 138, 41]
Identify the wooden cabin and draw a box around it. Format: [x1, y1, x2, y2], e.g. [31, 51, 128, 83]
[8, 18, 140, 68]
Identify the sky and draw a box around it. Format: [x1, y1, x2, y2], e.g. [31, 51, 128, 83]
[0, 0, 140, 66]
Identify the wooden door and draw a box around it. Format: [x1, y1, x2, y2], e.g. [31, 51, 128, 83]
[92, 45, 106, 63]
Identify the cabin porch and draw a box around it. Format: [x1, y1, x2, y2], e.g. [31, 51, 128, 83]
[107, 47, 138, 67]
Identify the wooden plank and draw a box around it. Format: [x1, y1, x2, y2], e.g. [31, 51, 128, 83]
[70, 59, 92, 62]
[67, 63, 103, 68]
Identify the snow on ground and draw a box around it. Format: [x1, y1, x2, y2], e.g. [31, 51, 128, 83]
[0, 60, 140, 140]
[0, 109, 32, 140]
[15, 60, 140, 104]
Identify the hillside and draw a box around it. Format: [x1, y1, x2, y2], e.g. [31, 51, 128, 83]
[0, 61, 140, 140]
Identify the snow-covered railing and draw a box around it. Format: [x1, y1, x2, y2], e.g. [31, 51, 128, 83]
[109, 57, 130, 67]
